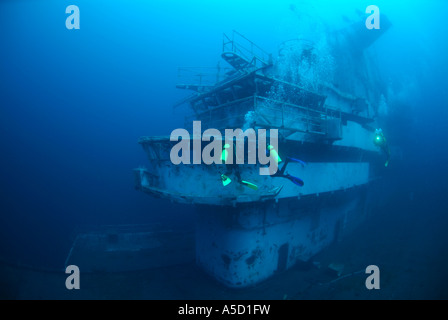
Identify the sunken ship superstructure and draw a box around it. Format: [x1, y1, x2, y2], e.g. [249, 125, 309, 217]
[134, 19, 391, 288]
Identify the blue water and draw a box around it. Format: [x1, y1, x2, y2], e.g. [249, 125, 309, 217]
[1, 0, 447, 299]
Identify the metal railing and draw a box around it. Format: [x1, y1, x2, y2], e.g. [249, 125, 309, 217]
[222, 30, 272, 69]
[254, 96, 328, 135]
[176, 66, 234, 89]
[184, 94, 338, 137]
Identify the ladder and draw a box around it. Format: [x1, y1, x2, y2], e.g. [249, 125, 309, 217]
[222, 31, 272, 71]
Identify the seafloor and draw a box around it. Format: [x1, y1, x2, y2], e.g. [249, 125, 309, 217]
[1, 184, 447, 300]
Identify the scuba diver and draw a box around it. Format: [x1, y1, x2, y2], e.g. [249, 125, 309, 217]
[220, 143, 305, 189]
[220, 143, 259, 190]
[373, 128, 391, 167]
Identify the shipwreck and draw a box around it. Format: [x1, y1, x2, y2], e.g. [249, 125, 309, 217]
[134, 17, 391, 288]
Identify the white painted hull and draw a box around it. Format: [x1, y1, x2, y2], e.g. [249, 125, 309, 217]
[195, 184, 370, 287]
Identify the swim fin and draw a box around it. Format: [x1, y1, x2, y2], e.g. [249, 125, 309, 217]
[221, 174, 232, 186]
[287, 157, 307, 167]
[285, 174, 304, 187]
[240, 180, 258, 190]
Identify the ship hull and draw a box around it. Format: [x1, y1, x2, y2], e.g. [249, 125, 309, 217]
[196, 186, 371, 288]
[134, 137, 382, 287]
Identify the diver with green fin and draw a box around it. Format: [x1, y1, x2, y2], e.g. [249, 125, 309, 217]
[220, 143, 306, 189]
[373, 128, 391, 167]
[220, 143, 259, 190]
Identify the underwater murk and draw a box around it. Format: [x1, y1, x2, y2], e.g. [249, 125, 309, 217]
[0, 0, 447, 300]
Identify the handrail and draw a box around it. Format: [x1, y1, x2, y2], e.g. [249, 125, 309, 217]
[231, 30, 271, 59]
[222, 31, 272, 68]
[188, 95, 328, 121]
[188, 96, 253, 119]
[255, 96, 326, 116]
[185, 94, 330, 135]
[177, 66, 234, 87]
